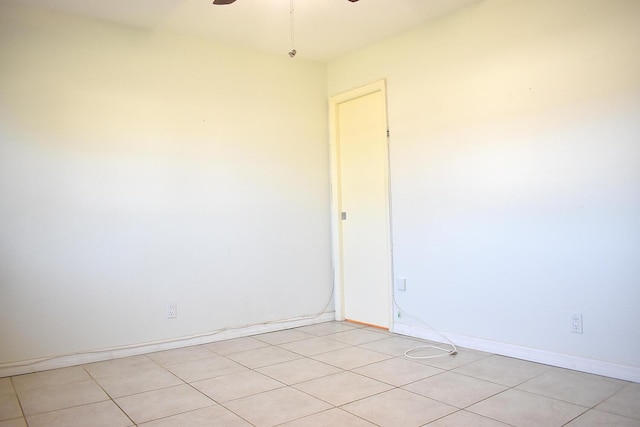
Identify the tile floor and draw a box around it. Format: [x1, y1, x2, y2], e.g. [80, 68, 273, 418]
[1, 321, 639, 427]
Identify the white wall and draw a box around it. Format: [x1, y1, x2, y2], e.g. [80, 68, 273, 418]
[329, 0, 640, 378]
[0, 4, 332, 367]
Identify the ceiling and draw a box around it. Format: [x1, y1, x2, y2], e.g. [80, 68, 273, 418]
[8, 0, 482, 62]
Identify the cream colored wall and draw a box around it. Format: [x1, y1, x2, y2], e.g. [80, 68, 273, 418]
[329, 0, 640, 373]
[0, 4, 331, 365]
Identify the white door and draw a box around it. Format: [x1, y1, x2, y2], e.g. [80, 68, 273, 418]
[330, 81, 392, 329]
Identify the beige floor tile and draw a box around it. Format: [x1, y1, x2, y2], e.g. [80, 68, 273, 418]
[18, 379, 108, 416]
[358, 336, 433, 357]
[12, 366, 91, 392]
[25, 400, 132, 427]
[326, 329, 388, 345]
[0, 419, 27, 427]
[294, 371, 393, 406]
[468, 389, 587, 427]
[192, 370, 284, 402]
[517, 368, 628, 407]
[452, 355, 551, 386]
[343, 321, 367, 329]
[85, 355, 158, 378]
[354, 357, 443, 386]
[256, 358, 342, 385]
[147, 345, 217, 367]
[294, 322, 358, 336]
[279, 337, 351, 357]
[426, 410, 511, 426]
[595, 383, 640, 420]
[166, 356, 247, 382]
[224, 386, 331, 427]
[94, 366, 183, 398]
[565, 409, 640, 426]
[310, 346, 392, 370]
[0, 379, 13, 394]
[278, 408, 377, 426]
[115, 384, 214, 424]
[253, 329, 312, 345]
[342, 388, 456, 427]
[403, 371, 507, 408]
[0, 394, 21, 422]
[412, 346, 492, 370]
[138, 405, 252, 427]
[0, 379, 22, 421]
[225, 346, 302, 369]
[205, 337, 270, 355]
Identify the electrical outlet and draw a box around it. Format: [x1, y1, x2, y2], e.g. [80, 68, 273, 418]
[167, 302, 177, 319]
[571, 313, 583, 334]
[395, 277, 407, 291]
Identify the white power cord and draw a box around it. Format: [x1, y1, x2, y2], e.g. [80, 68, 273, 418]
[393, 296, 458, 359]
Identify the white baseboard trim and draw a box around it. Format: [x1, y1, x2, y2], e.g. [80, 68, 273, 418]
[0, 312, 336, 378]
[393, 322, 640, 383]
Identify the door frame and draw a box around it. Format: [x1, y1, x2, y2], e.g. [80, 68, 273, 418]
[328, 79, 394, 329]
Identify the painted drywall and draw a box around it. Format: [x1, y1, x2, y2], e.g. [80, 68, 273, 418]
[0, 3, 332, 365]
[329, 0, 640, 372]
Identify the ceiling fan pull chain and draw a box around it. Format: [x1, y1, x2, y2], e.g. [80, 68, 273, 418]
[288, 0, 297, 57]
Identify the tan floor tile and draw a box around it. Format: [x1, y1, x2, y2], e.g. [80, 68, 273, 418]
[0, 379, 13, 394]
[294, 371, 393, 406]
[0, 379, 22, 421]
[224, 387, 331, 427]
[279, 337, 351, 357]
[166, 356, 247, 382]
[279, 408, 377, 426]
[358, 336, 434, 357]
[517, 368, 628, 407]
[294, 322, 358, 336]
[12, 366, 91, 392]
[468, 389, 587, 427]
[565, 409, 640, 426]
[85, 355, 158, 378]
[426, 410, 511, 426]
[18, 379, 108, 416]
[25, 400, 132, 427]
[253, 329, 312, 345]
[342, 388, 456, 427]
[0, 419, 27, 427]
[256, 358, 342, 385]
[205, 337, 270, 355]
[452, 355, 551, 386]
[138, 405, 252, 426]
[310, 346, 392, 370]
[192, 370, 284, 402]
[354, 357, 442, 386]
[225, 346, 302, 369]
[596, 383, 640, 420]
[115, 384, 214, 424]
[412, 346, 492, 370]
[94, 366, 183, 398]
[147, 345, 217, 367]
[326, 329, 388, 345]
[403, 371, 507, 408]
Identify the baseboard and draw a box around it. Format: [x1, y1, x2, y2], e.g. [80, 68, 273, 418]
[0, 312, 336, 378]
[393, 322, 640, 383]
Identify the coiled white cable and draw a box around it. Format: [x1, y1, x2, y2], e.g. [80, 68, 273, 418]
[393, 296, 458, 359]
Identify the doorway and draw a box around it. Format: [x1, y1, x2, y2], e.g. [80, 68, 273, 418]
[329, 80, 392, 329]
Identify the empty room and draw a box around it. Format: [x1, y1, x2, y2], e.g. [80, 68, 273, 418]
[0, 0, 639, 426]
